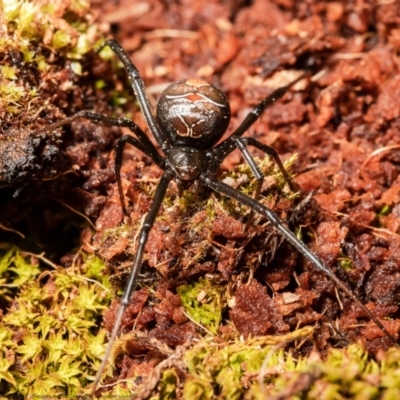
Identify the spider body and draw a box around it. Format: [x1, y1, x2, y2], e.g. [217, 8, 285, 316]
[157, 79, 230, 181]
[36, 39, 397, 393]
[167, 147, 206, 181]
[156, 79, 231, 145]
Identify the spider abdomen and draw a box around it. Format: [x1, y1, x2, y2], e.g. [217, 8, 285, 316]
[156, 79, 230, 149]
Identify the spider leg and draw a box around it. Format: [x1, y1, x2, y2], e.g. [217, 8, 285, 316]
[232, 137, 264, 230]
[209, 72, 308, 172]
[116, 134, 166, 216]
[35, 110, 162, 166]
[91, 169, 174, 394]
[210, 135, 295, 230]
[34, 110, 166, 216]
[236, 137, 295, 191]
[98, 39, 170, 154]
[200, 172, 397, 345]
[230, 72, 308, 138]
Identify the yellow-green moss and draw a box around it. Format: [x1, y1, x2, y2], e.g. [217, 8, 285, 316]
[177, 278, 226, 335]
[181, 337, 400, 400]
[0, 0, 94, 119]
[0, 245, 111, 397]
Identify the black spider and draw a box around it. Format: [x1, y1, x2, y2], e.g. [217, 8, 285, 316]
[37, 39, 396, 392]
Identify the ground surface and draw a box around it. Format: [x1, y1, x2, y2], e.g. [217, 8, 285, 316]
[1, 0, 400, 398]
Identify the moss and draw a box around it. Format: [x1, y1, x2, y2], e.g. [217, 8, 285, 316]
[179, 338, 400, 400]
[338, 252, 353, 271]
[1, 0, 90, 52]
[0, 0, 95, 122]
[157, 369, 179, 400]
[182, 327, 313, 400]
[0, 0, 129, 134]
[0, 244, 111, 397]
[177, 278, 226, 335]
[378, 204, 391, 216]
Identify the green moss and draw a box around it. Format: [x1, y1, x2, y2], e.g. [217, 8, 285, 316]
[179, 338, 400, 400]
[156, 370, 179, 400]
[0, 0, 92, 56]
[51, 30, 73, 49]
[0, 0, 101, 120]
[0, 245, 41, 303]
[183, 327, 313, 400]
[0, 244, 111, 397]
[338, 254, 353, 271]
[378, 204, 391, 216]
[177, 278, 226, 335]
[0, 65, 17, 80]
[0, 81, 26, 115]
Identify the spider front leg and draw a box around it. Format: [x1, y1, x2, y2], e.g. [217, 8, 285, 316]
[115, 134, 166, 216]
[207, 74, 306, 230]
[98, 39, 170, 154]
[231, 137, 265, 230]
[35, 110, 162, 166]
[116, 135, 148, 217]
[91, 169, 174, 394]
[235, 136, 297, 230]
[209, 73, 308, 176]
[210, 135, 295, 230]
[200, 173, 397, 346]
[234, 137, 295, 191]
[34, 110, 165, 216]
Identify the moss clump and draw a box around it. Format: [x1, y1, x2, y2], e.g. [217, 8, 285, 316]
[0, 0, 97, 119]
[177, 278, 226, 335]
[181, 338, 400, 399]
[183, 327, 313, 400]
[0, 244, 111, 397]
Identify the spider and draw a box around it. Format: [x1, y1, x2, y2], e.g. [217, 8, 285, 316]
[38, 39, 396, 393]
